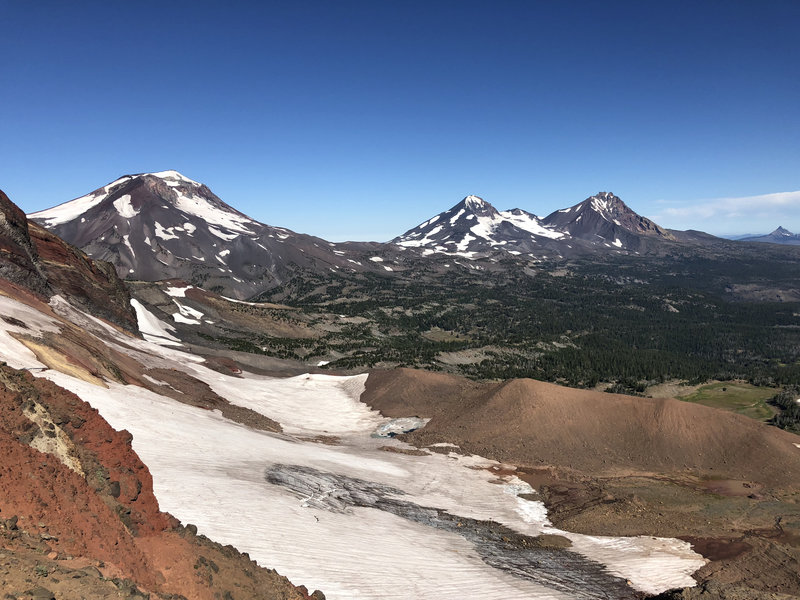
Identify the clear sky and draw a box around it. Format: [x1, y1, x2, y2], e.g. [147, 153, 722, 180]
[1, 0, 798, 241]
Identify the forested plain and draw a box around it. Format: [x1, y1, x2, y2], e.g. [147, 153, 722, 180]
[235, 249, 800, 393]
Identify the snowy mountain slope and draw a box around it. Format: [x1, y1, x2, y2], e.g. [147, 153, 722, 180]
[541, 192, 676, 250]
[394, 192, 677, 259]
[394, 195, 568, 258]
[29, 171, 394, 299]
[0, 287, 707, 599]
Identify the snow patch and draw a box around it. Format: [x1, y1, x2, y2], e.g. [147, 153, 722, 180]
[113, 194, 139, 218]
[154, 221, 179, 241]
[122, 234, 135, 258]
[165, 286, 193, 298]
[130, 299, 182, 346]
[208, 226, 239, 241]
[173, 190, 256, 235]
[150, 170, 200, 185]
[499, 210, 565, 240]
[449, 209, 466, 225]
[29, 175, 133, 226]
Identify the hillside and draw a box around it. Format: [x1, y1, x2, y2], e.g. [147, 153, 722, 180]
[363, 368, 800, 597]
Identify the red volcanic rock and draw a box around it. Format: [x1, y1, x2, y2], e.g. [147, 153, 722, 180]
[29, 221, 137, 331]
[0, 365, 310, 599]
[0, 366, 163, 588]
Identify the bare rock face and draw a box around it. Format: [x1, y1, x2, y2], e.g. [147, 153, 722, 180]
[0, 188, 136, 331]
[29, 221, 137, 331]
[0, 189, 49, 295]
[541, 192, 676, 250]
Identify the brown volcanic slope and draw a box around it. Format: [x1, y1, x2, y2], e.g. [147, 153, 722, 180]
[0, 188, 136, 332]
[363, 368, 800, 485]
[363, 368, 800, 598]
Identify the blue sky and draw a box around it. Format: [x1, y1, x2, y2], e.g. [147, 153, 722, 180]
[1, 0, 798, 240]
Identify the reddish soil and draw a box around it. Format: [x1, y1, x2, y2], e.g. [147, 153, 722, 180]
[363, 367, 800, 598]
[0, 364, 318, 599]
[364, 368, 800, 486]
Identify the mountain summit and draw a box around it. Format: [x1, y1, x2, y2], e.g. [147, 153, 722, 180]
[394, 195, 565, 257]
[738, 226, 800, 245]
[542, 192, 675, 249]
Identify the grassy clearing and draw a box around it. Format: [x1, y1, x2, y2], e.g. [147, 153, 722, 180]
[680, 382, 779, 421]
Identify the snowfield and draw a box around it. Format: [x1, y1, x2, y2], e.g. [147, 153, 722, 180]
[0, 294, 706, 599]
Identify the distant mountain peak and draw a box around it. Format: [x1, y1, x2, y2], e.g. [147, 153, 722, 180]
[738, 226, 800, 245]
[772, 226, 794, 236]
[29, 172, 384, 299]
[583, 192, 630, 220]
[464, 194, 487, 208]
[394, 194, 564, 257]
[30, 171, 259, 235]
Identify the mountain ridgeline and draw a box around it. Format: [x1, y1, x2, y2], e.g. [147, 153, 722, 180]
[31, 171, 708, 298]
[737, 226, 800, 245]
[394, 191, 676, 258]
[26, 172, 800, 392]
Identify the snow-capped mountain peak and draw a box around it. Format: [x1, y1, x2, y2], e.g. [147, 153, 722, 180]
[542, 192, 675, 248]
[737, 226, 800, 245]
[30, 171, 260, 236]
[588, 191, 622, 219]
[464, 194, 489, 210]
[149, 170, 202, 186]
[29, 172, 390, 299]
[773, 226, 793, 237]
[394, 195, 564, 257]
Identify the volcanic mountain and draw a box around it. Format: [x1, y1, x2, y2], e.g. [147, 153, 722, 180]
[394, 192, 675, 258]
[541, 191, 676, 249]
[29, 170, 384, 299]
[394, 195, 568, 258]
[737, 226, 800, 245]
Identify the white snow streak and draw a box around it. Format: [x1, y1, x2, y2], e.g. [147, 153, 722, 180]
[113, 194, 139, 218]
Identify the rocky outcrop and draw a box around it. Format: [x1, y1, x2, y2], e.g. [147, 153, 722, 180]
[29, 221, 137, 331]
[0, 188, 136, 332]
[0, 189, 49, 295]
